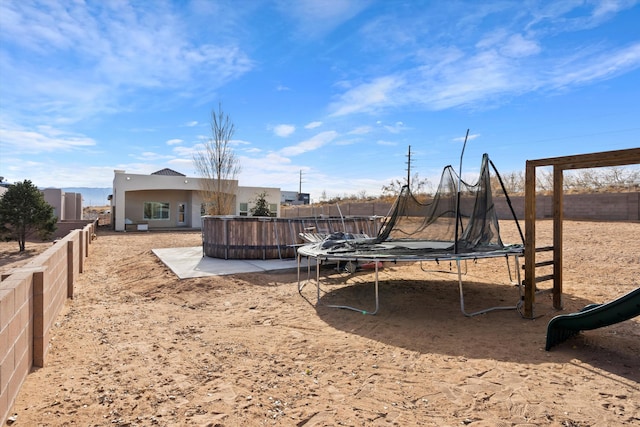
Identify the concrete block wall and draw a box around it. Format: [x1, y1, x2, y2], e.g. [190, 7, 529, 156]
[54, 219, 96, 240]
[0, 221, 96, 425]
[563, 192, 639, 221]
[282, 202, 391, 218]
[25, 238, 71, 368]
[0, 270, 35, 427]
[282, 192, 639, 222]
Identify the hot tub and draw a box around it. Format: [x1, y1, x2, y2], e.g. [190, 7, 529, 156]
[201, 215, 381, 259]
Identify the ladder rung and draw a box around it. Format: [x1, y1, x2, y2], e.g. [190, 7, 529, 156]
[522, 261, 554, 269]
[535, 274, 554, 283]
[535, 288, 553, 295]
[535, 260, 555, 268]
[536, 246, 554, 252]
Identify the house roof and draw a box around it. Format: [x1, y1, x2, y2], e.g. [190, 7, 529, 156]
[151, 168, 186, 176]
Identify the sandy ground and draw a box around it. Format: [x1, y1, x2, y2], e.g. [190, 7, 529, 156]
[2, 220, 639, 426]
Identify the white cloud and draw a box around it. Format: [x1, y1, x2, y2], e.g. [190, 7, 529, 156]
[500, 34, 541, 58]
[230, 139, 252, 146]
[280, 131, 338, 156]
[3, 161, 119, 188]
[173, 138, 251, 163]
[245, 152, 292, 170]
[547, 42, 640, 89]
[236, 152, 302, 191]
[166, 138, 183, 145]
[383, 121, 405, 134]
[327, 4, 640, 116]
[475, 28, 510, 50]
[167, 158, 195, 173]
[277, 0, 371, 39]
[273, 124, 296, 137]
[453, 133, 480, 142]
[334, 138, 359, 146]
[528, 0, 638, 33]
[0, 1, 254, 124]
[348, 125, 371, 135]
[329, 76, 404, 116]
[377, 140, 397, 146]
[592, 0, 635, 18]
[131, 151, 175, 161]
[172, 145, 198, 158]
[184, 121, 198, 127]
[304, 121, 323, 129]
[0, 122, 96, 154]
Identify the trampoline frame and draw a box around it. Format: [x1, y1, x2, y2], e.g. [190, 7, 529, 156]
[297, 246, 523, 317]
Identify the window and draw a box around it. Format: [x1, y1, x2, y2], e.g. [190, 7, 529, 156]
[143, 202, 170, 220]
[239, 202, 248, 216]
[269, 204, 277, 217]
[201, 202, 216, 215]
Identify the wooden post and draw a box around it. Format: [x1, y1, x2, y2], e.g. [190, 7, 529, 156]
[79, 229, 85, 273]
[67, 240, 74, 299]
[553, 166, 564, 309]
[224, 218, 229, 260]
[524, 161, 536, 318]
[32, 270, 45, 368]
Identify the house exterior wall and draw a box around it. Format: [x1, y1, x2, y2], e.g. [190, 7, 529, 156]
[280, 190, 310, 205]
[63, 192, 77, 220]
[42, 189, 83, 220]
[74, 193, 82, 219]
[281, 190, 298, 203]
[112, 170, 209, 231]
[122, 189, 201, 229]
[42, 188, 64, 220]
[236, 186, 281, 217]
[112, 170, 281, 231]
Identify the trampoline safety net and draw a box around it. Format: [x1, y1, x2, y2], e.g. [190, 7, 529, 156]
[375, 153, 512, 253]
[298, 153, 524, 259]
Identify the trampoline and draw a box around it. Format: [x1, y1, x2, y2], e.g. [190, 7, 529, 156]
[297, 152, 526, 317]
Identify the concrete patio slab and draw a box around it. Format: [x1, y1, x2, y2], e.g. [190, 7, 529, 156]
[152, 246, 305, 279]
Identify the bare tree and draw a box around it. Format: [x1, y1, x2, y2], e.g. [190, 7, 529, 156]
[193, 103, 241, 215]
[528, 165, 640, 194]
[606, 166, 640, 190]
[381, 172, 431, 197]
[535, 168, 554, 193]
[491, 170, 525, 195]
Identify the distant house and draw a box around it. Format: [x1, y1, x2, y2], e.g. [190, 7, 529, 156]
[111, 168, 281, 231]
[42, 188, 83, 220]
[281, 190, 310, 205]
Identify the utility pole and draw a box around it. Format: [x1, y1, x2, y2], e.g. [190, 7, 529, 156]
[406, 145, 412, 188]
[299, 170, 302, 195]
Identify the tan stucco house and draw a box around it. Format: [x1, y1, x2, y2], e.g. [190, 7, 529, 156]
[42, 188, 83, 221]
[111, 168, 281, 231]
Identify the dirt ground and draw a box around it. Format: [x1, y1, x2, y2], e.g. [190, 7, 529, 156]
[2, 220, 639, 426]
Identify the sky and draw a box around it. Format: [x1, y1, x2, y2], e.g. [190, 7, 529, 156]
[1, 0, 639, 203]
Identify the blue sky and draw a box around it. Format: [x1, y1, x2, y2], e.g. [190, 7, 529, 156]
[1, 0, 639, 202]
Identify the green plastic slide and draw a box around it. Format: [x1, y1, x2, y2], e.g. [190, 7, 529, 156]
[545, 287, 640, 351]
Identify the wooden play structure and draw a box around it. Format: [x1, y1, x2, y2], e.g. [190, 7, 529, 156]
[523, 147, 640, 318]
